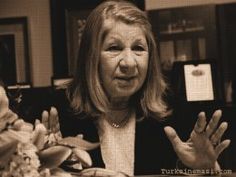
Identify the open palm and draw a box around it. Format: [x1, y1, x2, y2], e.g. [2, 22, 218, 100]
[165, 110, 230, 169]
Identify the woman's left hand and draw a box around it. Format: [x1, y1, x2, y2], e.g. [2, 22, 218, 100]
[164, 110, 230, 169]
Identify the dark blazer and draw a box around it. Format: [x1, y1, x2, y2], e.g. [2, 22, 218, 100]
[54, 90, 177, 175]
[57, 108, 177, 175]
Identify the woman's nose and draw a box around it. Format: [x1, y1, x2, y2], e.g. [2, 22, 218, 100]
[119, 49, 137, 73]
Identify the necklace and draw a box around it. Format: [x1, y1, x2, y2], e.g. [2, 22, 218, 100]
[105, 108, 132, 128]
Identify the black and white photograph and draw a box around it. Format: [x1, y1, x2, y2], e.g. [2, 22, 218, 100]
[0, 0, 236, 176]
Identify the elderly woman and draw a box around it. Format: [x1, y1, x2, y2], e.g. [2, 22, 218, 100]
[37, 0, 231, 176]
[44, 0, 231, 176]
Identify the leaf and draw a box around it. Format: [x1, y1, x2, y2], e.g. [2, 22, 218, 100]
[39, 145, 72, 169]
[1, 129, 31, 143]
[0, 110, 18, 131]
[17, 121, 34, 132]
[57, 137, 99, 150]
[12, 119, 25, 130]
[68, 162, 83, 170]
[72, 148, 92, 167]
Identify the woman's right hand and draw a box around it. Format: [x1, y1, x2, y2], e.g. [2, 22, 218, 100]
[41, 107, 62, 145]
[42, 107, 61, 134]
[164, 110, 230, 170]
[40, 107, 100, 170]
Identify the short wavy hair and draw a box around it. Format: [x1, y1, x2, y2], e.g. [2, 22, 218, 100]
[67, 0, 169, 119]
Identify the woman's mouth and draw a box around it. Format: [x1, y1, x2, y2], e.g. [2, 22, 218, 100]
[116, 76, 136, 81]
[115, 76, 137, 87]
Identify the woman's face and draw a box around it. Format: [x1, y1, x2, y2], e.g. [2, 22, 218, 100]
[99, 20, 149, 102]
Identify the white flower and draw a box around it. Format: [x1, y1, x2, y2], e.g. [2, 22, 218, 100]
[1, 142, 41, 177]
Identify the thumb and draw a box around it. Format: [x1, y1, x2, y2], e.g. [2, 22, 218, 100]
[164, 126, 182, 148]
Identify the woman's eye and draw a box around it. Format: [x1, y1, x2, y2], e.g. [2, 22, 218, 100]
[106, 46, 122, 51]
[132, 45, 145, 51]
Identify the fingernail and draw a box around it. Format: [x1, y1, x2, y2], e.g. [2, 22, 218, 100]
[198, 111, 205, 117]
[214, 110, 222, 118]
[51, 106, 56, 111]
[222, 122, 228, 128]
[226, 139, 231, 146]
[42, 110, 48, 116]
[35, 119, 39, 123]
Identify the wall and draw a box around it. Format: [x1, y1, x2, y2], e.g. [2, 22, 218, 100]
[0, 0, 52, 87]
[145, 0, 236, 10]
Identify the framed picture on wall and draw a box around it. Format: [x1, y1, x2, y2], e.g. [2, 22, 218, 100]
[50, 0, 102, 78]
[0, 17, 30, 86]
[65, 9, 91, 76]
[171, 59, 224, 103]
[184, 63, 214, 101]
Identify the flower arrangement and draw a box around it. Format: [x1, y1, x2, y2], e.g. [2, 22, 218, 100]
[0, 113, 101, 177]
[0, 87, 99, 177]
[0, 87, 128, 177]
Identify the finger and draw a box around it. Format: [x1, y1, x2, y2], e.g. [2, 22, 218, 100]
[42, 110, 49, 129]
[215, 139, 230, 156]
[210, 122, 228, 145]
[32, 123, 47, 150]
[164, 126, 183, 149]
[49, 107, 59, 133]
[0, 87, 9, 117]
[205, 110, 222, 137]
[35, 119, 40, 126]
[194, 112, 207, 134]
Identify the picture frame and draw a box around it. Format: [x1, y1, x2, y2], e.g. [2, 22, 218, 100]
[171, 59, 224, 103]
[0, 17, 30, 86]
[184, 63, 214, 101]
[50, 0, 102, 78]
[65, 9, 91, 76]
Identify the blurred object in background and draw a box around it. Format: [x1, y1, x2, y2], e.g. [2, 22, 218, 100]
[225, 80, 233, 103]
[217, 3, 236, 104]
[232, 69, 236, 104]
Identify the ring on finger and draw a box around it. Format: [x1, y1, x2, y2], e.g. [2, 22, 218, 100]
[195, 129, 205, 134]
[211, 139, 220, 147]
